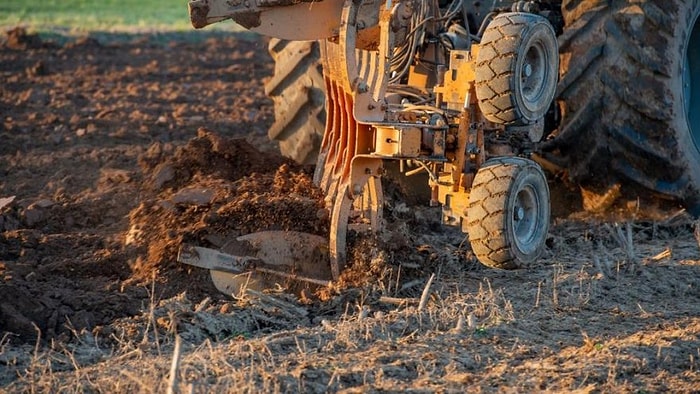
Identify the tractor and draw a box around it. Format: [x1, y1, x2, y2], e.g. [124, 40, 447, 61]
[178, 0, 700, 294]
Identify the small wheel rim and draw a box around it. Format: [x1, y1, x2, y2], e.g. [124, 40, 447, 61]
[512, 184, 541, 255]
[685, 11, 700, 151]
[520, 39, 549, 112]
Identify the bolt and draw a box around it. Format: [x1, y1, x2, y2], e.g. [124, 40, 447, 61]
[514, 206, 525, 221]
[353, 78, 369, 94]
[358, 82, 369, 93]
[523, 63, 532, 78]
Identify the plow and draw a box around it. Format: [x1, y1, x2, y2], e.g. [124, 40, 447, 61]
[178, 0, 700, 295]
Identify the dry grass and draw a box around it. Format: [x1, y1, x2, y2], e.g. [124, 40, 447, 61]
[2, 215, 699, 392]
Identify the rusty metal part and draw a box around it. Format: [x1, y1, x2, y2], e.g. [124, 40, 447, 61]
[209, 262, 331, 289]
[435, 83, 489, 230]
[433, 48, 478, 112]
[177, 231, 332, 294]
[327, 165, 383, 279]
[454, 108, 471, 191]
[471, 122, 485, 167]
[188, 0, 345, 40]
[235, 231, 328, 268]
[374, 126, 422, 158]
[313, 1, 402, 279]
[177, 244, 261, 272]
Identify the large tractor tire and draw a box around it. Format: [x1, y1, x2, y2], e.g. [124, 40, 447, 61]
[548, 0, 700, 214]
[265, 39, 326, 165]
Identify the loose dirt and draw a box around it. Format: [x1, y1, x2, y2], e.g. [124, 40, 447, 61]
[1, 28, 699, 392]
[0, 28, 285, 339]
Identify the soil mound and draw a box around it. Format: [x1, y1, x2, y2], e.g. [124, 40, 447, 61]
[125, 129, 329, 293]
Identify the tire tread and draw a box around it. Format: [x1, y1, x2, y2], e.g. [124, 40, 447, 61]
[265, 39, 326, 164]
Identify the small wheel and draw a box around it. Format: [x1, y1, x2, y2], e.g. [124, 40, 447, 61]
[475, 12, 558, 125]
[466, 157, 550, 269]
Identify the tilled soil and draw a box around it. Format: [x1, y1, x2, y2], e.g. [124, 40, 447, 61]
[1, 28, 699, 392]
[0, 28, 283, 341]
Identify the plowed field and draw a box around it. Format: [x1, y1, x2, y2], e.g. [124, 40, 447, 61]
[1, 29, 699, 392]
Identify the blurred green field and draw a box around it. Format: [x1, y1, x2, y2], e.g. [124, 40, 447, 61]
[0, 0, 239, 32]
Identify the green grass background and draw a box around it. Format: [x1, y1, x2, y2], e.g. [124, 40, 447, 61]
[0, 0, 239, 32]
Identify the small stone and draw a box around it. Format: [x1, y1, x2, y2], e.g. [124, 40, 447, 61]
[100, 169, 131, 183]
[156, 115, 168, 125]
[171, 187, 214, 206]
[76, 128, 87, 137]
[23, 206, 44, 227]
[316, 208, 329, 221]
[22, 199, 54, 227]
[152, 163, 175, 190]
[31, 199, 54, 209]
[0, 196, 15, 210]
[157, 199, 175, 212]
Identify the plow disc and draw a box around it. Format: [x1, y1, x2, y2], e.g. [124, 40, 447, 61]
[178, 231, 332, 296]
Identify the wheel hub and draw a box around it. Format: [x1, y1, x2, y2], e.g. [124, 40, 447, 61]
[521, 44, 546, 107]
[513, 185, 539, 253]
